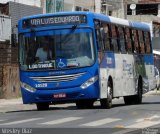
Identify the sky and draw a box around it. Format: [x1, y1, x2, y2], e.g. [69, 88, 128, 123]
[0, 0, 41, 7]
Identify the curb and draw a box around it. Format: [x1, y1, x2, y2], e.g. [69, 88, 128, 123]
[144, 90, 160, 96]
[0, 98, 22, 106]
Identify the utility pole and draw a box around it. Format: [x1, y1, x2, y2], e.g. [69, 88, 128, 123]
[123, 0, 127, 19]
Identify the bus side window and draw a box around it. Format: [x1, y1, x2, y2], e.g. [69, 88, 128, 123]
[94, 20, 104, 63]
[118, 26, 126, 53]
[138, 30, 145, 54]
[132, 29, 140, 53]
[111, 25, 119, 53]
[94, 20, 104, 51]
[125, 27, 133, 53]
[102, 23, 111, 51]
[144, 32, 151, 54]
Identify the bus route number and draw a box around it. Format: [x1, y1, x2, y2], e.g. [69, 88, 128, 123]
[35, 83, 47, 88]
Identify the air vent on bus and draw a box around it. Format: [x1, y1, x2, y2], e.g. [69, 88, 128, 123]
[30, 72, 86, 83]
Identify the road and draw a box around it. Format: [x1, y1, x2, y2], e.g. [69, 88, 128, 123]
[0, 92, 160, 134]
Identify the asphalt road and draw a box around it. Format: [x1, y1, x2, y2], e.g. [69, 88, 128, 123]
[0, 92, 160, 134]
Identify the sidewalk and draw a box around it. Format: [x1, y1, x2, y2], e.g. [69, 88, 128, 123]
[144, 89, 160, 96]
[0, 98, 36, 113]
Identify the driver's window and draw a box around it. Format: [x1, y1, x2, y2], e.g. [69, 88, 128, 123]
[94, 20, 104, 63]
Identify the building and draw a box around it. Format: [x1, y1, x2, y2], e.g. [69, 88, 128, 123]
[42, 0, 95, 13]
[0, 0, 41, 7]
[0, 1, 43, 42]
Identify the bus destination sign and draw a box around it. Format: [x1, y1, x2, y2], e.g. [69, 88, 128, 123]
[23, 15, 87, 28]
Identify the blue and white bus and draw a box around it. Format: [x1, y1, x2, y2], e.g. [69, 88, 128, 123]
[18, 12, 155, 110]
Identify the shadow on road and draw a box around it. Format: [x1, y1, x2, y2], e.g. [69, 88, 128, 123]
[5, 99, 160, 113]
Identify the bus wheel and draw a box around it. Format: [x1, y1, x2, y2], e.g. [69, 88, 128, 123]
[124, 96, 133, 105]
[76, 100, 94, 109]
[36, 103, 49, 111]
[134, 80, 143, 104]
[124, 80, 142, 105]
[100, 86, 113, 109]
[76, 100, 86, 109]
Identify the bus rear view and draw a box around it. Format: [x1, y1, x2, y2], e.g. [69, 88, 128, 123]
[18, 12, 99, 110]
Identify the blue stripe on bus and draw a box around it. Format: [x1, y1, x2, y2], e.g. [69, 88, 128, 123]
[100, 52, 115, 68]
[144, 55, 154, 65]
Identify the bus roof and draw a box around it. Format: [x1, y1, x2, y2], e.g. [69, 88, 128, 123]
[19, 11, 150, 31]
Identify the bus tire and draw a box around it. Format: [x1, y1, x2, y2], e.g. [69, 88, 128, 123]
[100, 84, 113, 109]
[124, 78, 143, 105]
[36, 103, 49, 111]
[76, 100, 94, 109]
[76, 101, 85, 109]
[124, 96, 134, 105]
[134, 79, 143, 104]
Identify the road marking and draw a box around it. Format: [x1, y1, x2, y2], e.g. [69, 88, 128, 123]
[40, 117, 82, 125]
[126, 120, 160, 128]
[81, 118, 121, 127]
[0, 118, 43, 125]
[136, 115, 160, 122]
[126, 115, 160, 128]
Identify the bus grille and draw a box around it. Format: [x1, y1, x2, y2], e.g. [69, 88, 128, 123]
[30, 72, 85, 83]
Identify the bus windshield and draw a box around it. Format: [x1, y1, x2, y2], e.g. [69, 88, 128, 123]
[19, 29, 95, 70]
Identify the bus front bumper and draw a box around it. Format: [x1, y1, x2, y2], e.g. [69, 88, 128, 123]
[21, 83, 99, 104]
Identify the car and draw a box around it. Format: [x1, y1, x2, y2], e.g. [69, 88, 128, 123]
[154, 66, 160, 90]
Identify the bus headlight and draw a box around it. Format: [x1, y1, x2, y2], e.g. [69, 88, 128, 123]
[20, 82, 36, 92]
[80, 76, 98, 89]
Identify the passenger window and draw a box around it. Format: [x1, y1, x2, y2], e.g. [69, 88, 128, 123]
[118, 27, 126, 53]
[102, 23, 111, 51]
[94, 20, 104, 63]
[132, 29, 140, 53]
[111, 25, 119, 52]
[94, 20, 104, 51]
[125, 28, 133, 53]
[138, 30, 145, 54]
[144, 32, 151, 54]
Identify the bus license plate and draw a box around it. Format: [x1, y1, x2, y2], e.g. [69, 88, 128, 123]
[53, 93, 66, 99]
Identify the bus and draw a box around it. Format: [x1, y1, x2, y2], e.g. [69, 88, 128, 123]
[18, 12, 155, 110]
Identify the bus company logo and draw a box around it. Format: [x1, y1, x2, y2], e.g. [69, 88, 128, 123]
[106, 57, 112, 64]
[56, 82, 60, 87]
[48, 71, 65, 75]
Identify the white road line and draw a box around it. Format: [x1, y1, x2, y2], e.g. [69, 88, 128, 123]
[126, 120, 160, 128]
[126, 115, 160, 128]
[0, 118, 43, 125]
[81, 118, 122, 127]
[40, 117, 82, 125]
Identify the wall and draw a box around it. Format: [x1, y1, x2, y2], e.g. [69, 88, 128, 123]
[127, 15, 159, 23]
[52, 0, 95, 12]
[0, 42, 19, 99]
[0, 64, 20, 99]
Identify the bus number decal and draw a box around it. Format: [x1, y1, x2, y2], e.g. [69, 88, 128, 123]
[35, 83, 48, 88]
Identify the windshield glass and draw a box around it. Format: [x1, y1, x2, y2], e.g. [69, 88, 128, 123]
[19, 29, 95, 70]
